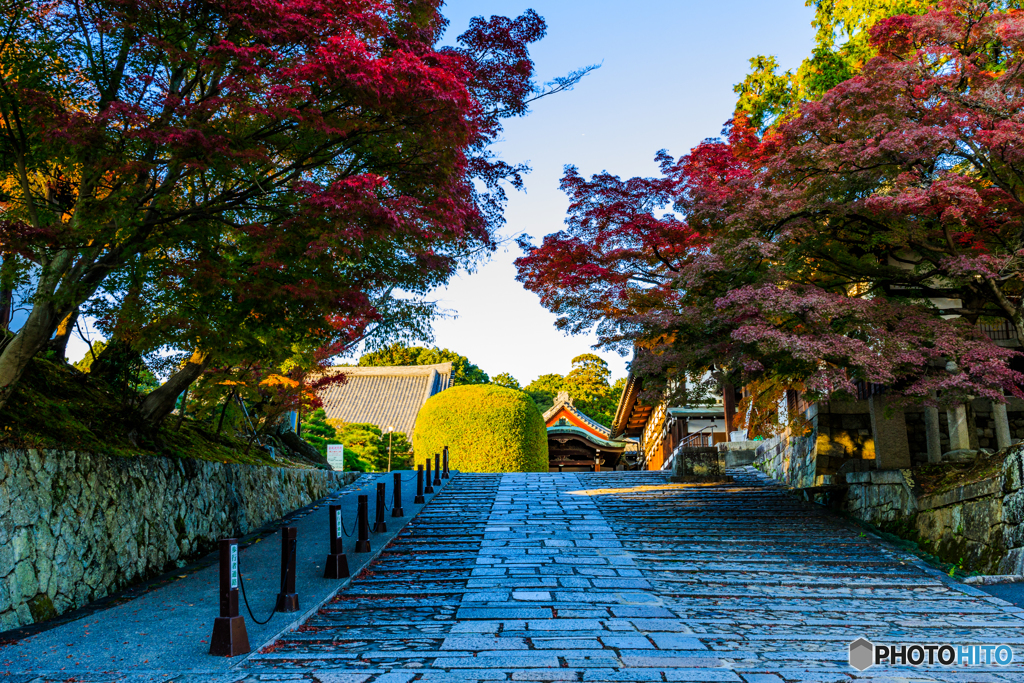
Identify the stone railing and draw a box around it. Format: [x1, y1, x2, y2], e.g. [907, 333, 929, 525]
[0, 449, 358, 631]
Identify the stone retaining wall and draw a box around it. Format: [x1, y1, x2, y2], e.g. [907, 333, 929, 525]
[838, 445, 1024, 575]
[916, 477, 1004, 574]
[0, 449, 358, 631]
[844, 470, 918, 526]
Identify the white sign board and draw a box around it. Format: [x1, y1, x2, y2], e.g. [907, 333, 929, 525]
[327, 444, 344, 471]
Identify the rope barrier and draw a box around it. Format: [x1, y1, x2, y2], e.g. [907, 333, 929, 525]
[238, 570, 277, 625]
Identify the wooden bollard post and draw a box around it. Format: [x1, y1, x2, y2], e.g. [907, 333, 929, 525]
[424, 458, 434, 494]
[373, 482, 388, 533]
[391, 471, 404, 518]
[275, 526, 299, 612]
[209, 538, 250, 657]
[355, 495, 371, 552]
[324, 505, 350, 579]
[414, 465, 425, 504]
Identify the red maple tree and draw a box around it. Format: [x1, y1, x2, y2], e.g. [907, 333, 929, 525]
[517, 0, 1024, 413]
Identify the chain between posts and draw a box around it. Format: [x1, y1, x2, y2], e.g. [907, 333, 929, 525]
[334, 507, 357, 537]
[237, 570, 277, 625]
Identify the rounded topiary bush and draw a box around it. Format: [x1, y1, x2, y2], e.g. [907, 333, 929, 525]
[413, 384, 548, 473]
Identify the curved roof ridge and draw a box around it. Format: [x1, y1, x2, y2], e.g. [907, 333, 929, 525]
[543, 392, 612, 438]
[324, 362, 453, 377]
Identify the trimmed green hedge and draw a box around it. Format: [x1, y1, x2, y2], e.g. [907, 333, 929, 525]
[413, 384, 548, 473]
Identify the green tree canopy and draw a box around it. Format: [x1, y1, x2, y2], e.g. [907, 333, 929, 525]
[303, 411, 413, 472]
[734, 0, 940, 131]
[491, 372, 521, 390]
[523, 373, 564, 413]
[332, 422, 412, 473]
[300, 408, 350, 463]
[563, 354, 610, 404]
[521, 355, 625, 428]
[358, 343, 489, 385]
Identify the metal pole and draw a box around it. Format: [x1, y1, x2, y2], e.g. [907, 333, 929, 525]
[373, 482, 388, 533]
[324, 505, 349, 579]
[355, 495, 371, 552]
[433, 453, 442, 486]
[209, 538, 250, 656]
[424, 458, 434, 494]
[388, 430, 392, 472]
[275, 526, 299, 612]
[392, 471, 404, 517]
[414, 465, 425, 504]
[442, 445, 450, 479]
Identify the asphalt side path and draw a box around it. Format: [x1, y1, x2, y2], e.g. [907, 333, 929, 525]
[0, 467, 446, 681]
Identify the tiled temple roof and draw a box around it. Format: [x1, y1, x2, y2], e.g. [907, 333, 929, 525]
[316, 363, 452, 437]
[542, 391, 613, 438]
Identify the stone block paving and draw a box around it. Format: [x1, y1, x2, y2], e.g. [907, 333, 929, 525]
[228, 467, 1024, 682]
[12, 468, 1024, 682]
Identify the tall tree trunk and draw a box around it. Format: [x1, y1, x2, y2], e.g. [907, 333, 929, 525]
[139, 349, 211, 424]
[0, 247, 109, 411]
[175, 386, 190, 431]
[47, 308, 80, 362]
[0, 290, 11, 332]
[0, 253, 16, 332]
[0, 301, 63, 409]
[89, 336, 134, 384]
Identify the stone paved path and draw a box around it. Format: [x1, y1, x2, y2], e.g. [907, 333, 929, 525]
[235, 468, 1024, 683]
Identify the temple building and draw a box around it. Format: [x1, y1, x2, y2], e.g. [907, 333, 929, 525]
[610, 367, 733, 471]
[315, 362, 453, 437]
[543, 392, 634, 471]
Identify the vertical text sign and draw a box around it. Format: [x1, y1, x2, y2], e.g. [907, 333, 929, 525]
[230, 543, 238, 589]
[335, 510, 342, 538]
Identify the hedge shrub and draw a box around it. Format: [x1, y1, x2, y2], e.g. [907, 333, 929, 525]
[413, 384, 548, 473]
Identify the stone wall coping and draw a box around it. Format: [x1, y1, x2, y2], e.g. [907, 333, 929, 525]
[719, 441, 760, 451]
[917, 476, 1003, 511]
[870, 470, 906, 484]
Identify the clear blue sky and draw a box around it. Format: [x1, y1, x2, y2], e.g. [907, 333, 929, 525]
[67, 1, 816, 384]
[355, 0, 817, 385]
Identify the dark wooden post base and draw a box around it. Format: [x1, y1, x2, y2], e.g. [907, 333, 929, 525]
[324, 553, 350, 579]
[276, 592, 299, 612]
[210, 615, 250, 657]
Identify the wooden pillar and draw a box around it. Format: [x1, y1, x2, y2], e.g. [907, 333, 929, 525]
[868, 394, 911, 469]
[924, 404, 942, 464]
[723, 383, 736, 437]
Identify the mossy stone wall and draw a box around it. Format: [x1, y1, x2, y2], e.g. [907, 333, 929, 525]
[0, 449, 357, 631]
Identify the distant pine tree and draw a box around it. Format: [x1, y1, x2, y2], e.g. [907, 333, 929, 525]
[301, 408, 342, 457]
